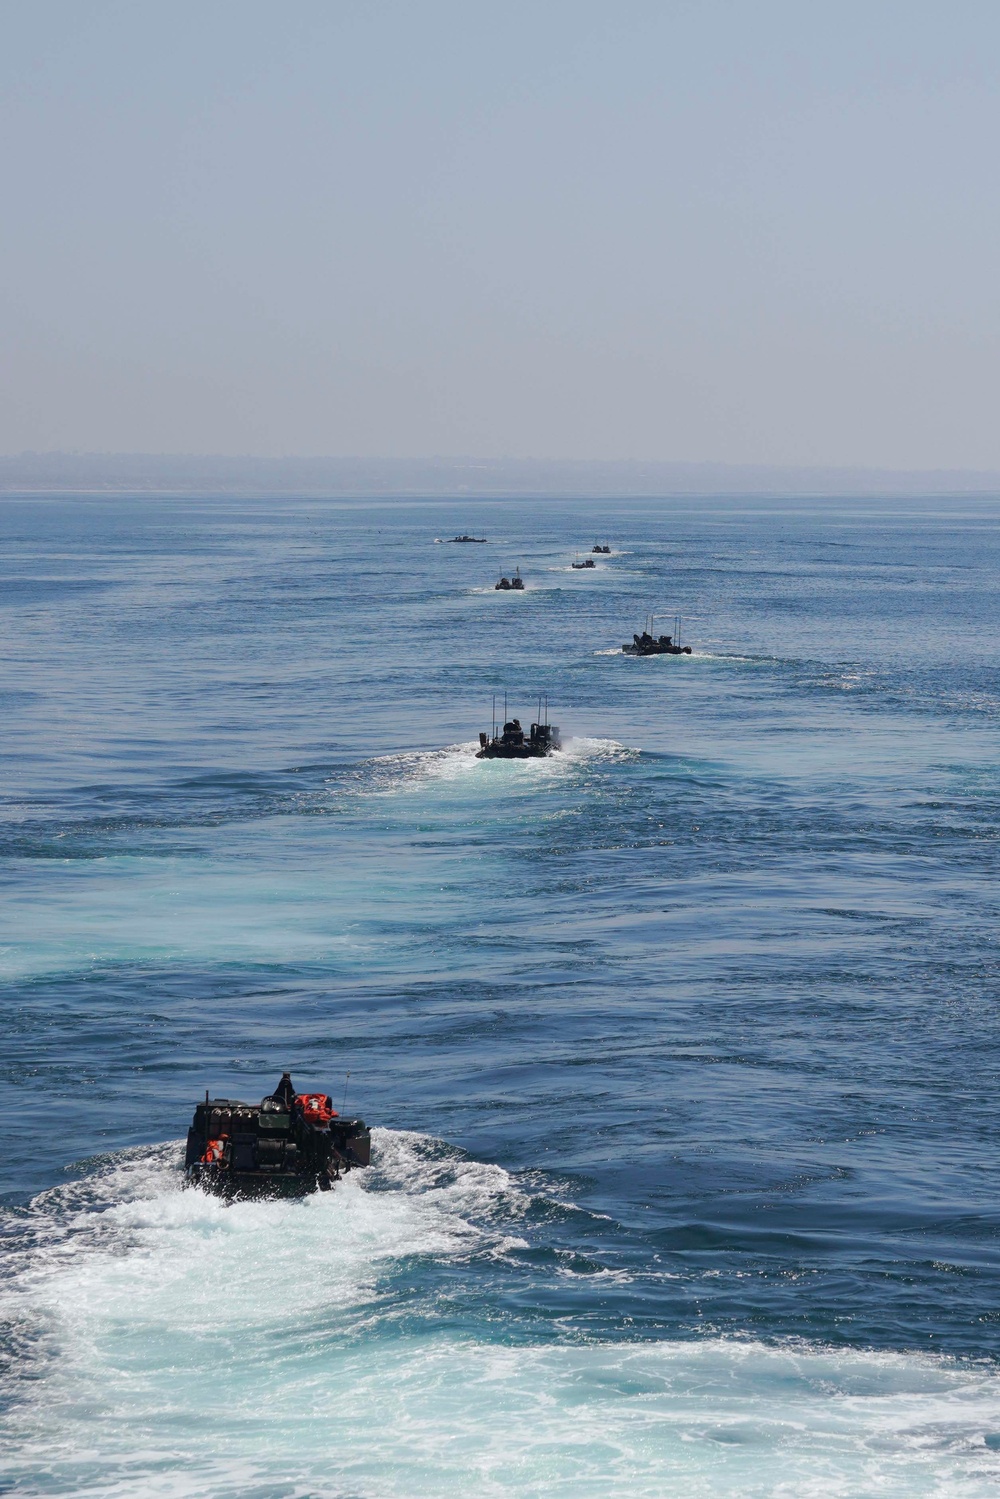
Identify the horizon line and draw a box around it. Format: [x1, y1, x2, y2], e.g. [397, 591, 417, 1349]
[3, 451, 1000, 499]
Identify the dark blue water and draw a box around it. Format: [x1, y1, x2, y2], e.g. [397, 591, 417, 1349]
[2, 494, 999, 1496]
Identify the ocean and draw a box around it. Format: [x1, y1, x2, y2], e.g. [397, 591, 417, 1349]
[1, 492, 999, 1496]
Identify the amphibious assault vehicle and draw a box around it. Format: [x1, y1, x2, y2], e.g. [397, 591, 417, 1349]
[477, 698, 561, 759]
[495, 568, 524, 591]
[623, 615, 693, 656]
[185, 1072, 371, 1198]
[623, 631, 692, 656]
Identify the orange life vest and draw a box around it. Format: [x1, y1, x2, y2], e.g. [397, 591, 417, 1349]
[295, 1092, 337, 1123]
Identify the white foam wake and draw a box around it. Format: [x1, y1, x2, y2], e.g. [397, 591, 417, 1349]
[3, 1135, 999, 1497]
[5, 1130, 527, 1326]
[358, 736, 632, 795]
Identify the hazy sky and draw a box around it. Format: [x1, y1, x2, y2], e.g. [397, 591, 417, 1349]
[2, 1, 999, 466]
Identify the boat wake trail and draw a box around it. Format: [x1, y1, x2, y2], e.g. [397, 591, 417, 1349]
[355, 736, 633, 796]
[3, 1135, 1000, 1497]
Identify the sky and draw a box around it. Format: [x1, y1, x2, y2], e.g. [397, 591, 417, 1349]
[1, 1, 999, 468]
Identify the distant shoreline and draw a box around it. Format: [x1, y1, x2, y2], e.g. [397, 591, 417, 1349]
[2, 454, 1000, 499]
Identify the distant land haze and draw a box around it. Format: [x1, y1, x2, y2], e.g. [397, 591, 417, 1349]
[1, 453, 1000, 498]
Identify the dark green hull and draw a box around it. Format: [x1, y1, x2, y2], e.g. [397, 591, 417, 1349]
[184, 1073, 371, 1200]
